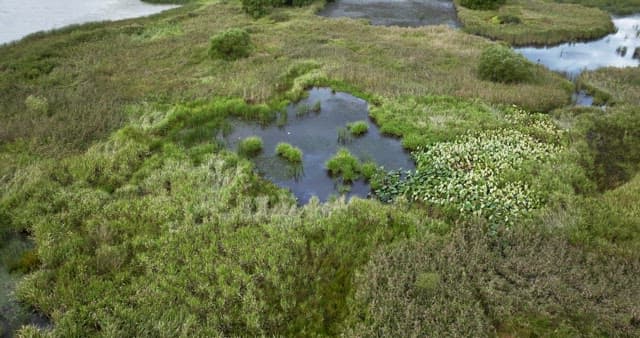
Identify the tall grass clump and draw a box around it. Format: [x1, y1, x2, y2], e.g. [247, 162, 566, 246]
[347, 121, 369, 136]
[460, 0, 505, 10]
[478, 44, 534, 83]
[326, 148, 361, 183]
[275, 142, 302, 163]
[209, 28, 252, 60]
[238, 136, 263, 157]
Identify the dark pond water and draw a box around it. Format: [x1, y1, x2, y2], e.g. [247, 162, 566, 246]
[0, 235, 50, 338]
[225, 88, 414, 204]
[0, 0, 178, 45]
[516, 15, 640, 78]
[318, 0, 460, 27]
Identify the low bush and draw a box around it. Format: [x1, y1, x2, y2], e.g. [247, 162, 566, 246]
[326, 148, 361, 182]
[347, 121, 369, 136]
[238, 136, 263, 157]
[478, 44, 534, 83]
[209, 28, 252, 61]
[275, 142, 303, 163]
[459, 0, 506, 10]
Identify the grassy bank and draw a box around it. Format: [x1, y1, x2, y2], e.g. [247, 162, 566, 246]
[455, 0, 615, 46]
[554, 0, 640, 14]
[577, 67, 640, 105]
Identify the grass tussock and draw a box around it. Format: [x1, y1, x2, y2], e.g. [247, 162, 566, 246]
[455, 0, 615, 46]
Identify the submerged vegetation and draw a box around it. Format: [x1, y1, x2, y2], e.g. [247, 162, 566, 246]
[1, 0, 640, 336]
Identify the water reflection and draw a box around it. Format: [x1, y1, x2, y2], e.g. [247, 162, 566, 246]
[516, 15, 640, 78]
[318, 0, 460, 27]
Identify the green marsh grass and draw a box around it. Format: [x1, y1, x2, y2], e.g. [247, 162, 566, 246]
[455, 0, 615, 46]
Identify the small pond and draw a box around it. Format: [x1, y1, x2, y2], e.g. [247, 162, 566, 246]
[225, 88, 414, 204]
[317, 0, 460, 27]
[516, 15, 640, 78]
[0, 0, 178, 45]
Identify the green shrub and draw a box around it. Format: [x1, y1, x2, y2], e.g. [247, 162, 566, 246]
[209, 28, 252, 60]
[326, 148, 361, 182]
[275, 142, 303, 163]
[478, 44, 534, 83]
[24, 95, 49, 115]
[459, 0, 506, 10]
[347, 121, 369, 136]
[238, 136, 264, 157]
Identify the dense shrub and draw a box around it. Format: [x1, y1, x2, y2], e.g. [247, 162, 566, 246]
[478, 44, 534, 83]
[326, 148, 361, 182]
[208, 28, 252, 61]
[238, 136, 263, 157]
[275, 142, 303, 163]
[459, 0, 506, 10]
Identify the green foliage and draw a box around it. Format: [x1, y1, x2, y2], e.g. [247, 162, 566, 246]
[575, 105, 640, 191]
[374, 129, 560, 228]
[347, 120, 369, 136]
[275, 142, 303, 163]
[326, 148, 362, 183]
[491, 14, 522, 24]
[370, 96, 505, 150]
[346, 226, 640, 337]
[209, 28, 252, 61]
[478, 44, 534, 84]
[553, 0, 640, 15]
[238, 136, 264, 157]
[241, 0, 315, 18]
[460, 0, 506, 10]
[361, 161, 379, 181]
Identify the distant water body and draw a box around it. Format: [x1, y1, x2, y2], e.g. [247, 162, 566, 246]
[0, 0, 178, 45]
[516, 15, 640, 78]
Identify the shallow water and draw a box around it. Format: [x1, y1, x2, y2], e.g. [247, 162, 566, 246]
[318, 0, 460, 27]
[225, 88, 414, 204]
[0, 0, 178, 45]
[516, 15, 640, 78]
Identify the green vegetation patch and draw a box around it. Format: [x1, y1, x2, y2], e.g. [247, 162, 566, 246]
[578, 67, 640, 106]
[326, 148, 362, 182]
[209, 28, 253, 60]
[553, 0, 640, 15]
[347, 120, 369, 136]
[275, 142, 303, 163]
[238, 136, 264, 157]
[478, 44, 534, 83]
[460, 0, 506, 10]
[374, 124, 562, 228]
[455, 0, 615, 46]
